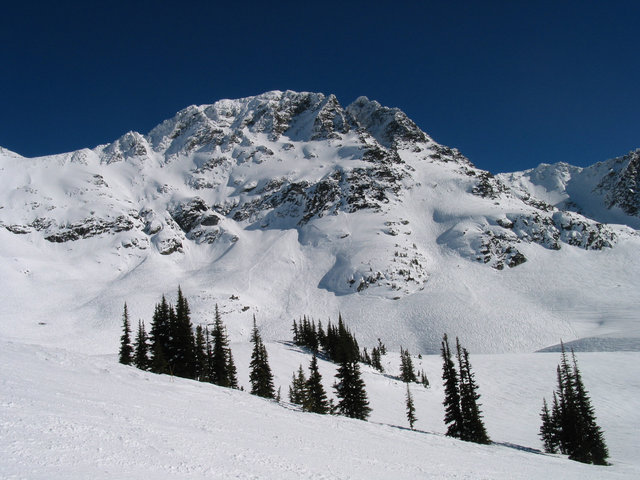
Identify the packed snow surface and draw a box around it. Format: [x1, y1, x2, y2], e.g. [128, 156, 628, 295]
[2, 339, 639, 479]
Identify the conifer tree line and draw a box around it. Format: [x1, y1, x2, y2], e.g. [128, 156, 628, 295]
[288, 335, 370, 419]
[361, 338, 387, 373]
[121, 298, 610, 454]
[539, 343, 608, 465]
[119, 288, 242, 390]
[288, 354, 331, 414]
[440, 334, 490, 444]
[292, 314, 360, 363]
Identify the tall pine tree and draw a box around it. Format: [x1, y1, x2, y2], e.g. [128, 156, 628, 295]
[540, 343, 608, 465]
[150, 295, 171, 374]
[171, 287, 196, 379]
[210, 304, 236, 388]
[304, 354, 329, 414]
[249, 316, 275, 399]
[334, 360, 371, 420]
[441, 334, 463, 438]
[118, 303, 133, 365]
[570, 351, 608, 465]
[194, 325, 208, 381]
[289, 364, 307, 405]
[539, 397, 558, 454]
[400, 347, 418, 383]
[457, 341, 490, 444]
[405, 383, 417, 429]
[371, 346, 384, 372]
[133, 319, 149, 370]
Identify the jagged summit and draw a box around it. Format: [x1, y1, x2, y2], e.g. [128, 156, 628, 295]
[0, 91, 639, 353]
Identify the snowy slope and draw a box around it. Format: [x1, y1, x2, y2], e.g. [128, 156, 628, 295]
[2, 338, 638, 479]
[0, 90, 639, 355]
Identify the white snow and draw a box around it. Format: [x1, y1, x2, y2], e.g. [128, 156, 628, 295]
[2, 338, 638, 479]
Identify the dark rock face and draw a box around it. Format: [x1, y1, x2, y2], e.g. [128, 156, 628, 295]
[346, 96, 428, 148]
[44, 216, 135, 243]
[597, 149, 640, 217]
[471, 171, 510, 200]
[170, 198, 209, 233]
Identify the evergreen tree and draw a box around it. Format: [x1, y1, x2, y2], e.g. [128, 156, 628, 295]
[400, 347, 418, 383]
[291, 319, 300, 344]
[539, 398, 558, 453]
[550, 391, 563, 450]
[361, 347, 372, 366]
[226, 347, 238, 389]
[457, 342, 490, 444]
[377, 338, 387, 355]
[166, 304, 178, 374]
[118, 303, 133, 365]
[304, 354, 329, 414]
[570, 351, 608, 465]
[150, 295, 171, 374]
[405, 383, 417, 429]
[336, 314, 359, 363]
[289, 364, 308, 405]
[133, 319, 149, 370]
[317, 320, 326, 348]
[249, 316, 275, 399]
[558, 344, 579, 456]
[171, 287, 196, 379]
[205, 326, 214, 381]
[441, 334, 463, 438]
[194, 325, 208, 381]
[333, 360, 371, 420]
[371, 346, 384, 372]
[419, 369, 429, 388]
[541, 343, 609, 465]
[210, 304, 235, 388]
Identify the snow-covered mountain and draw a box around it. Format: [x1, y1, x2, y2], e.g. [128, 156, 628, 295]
[1, 90, 638, 354]
[498, 149, 640, 230]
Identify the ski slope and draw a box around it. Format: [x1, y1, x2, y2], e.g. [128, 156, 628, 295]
[1, 338, 638, 479]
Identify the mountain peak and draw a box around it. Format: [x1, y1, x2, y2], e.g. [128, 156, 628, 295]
[347, 95, 429, 148]
[1, 91, 639, 353]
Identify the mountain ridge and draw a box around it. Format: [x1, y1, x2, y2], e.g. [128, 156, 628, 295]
[1, 90, 638, 354]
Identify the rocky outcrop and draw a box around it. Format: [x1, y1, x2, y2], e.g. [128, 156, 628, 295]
[596, 149, 640, 216]
[44, 216, 135, 243]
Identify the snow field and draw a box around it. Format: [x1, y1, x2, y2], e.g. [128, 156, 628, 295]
[2, 338, 638, 479]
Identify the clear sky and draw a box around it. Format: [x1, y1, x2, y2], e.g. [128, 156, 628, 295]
[1, 1, 638, 173]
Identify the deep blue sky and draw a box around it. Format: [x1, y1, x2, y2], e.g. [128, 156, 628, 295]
[1, 1, 638, 173]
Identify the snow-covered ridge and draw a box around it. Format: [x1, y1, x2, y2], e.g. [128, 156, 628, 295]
[0, 91, 639, 354]
[498, 149, 640, 229]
